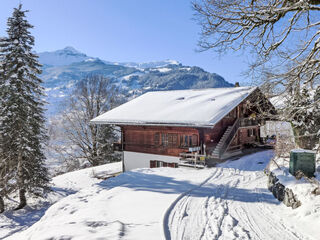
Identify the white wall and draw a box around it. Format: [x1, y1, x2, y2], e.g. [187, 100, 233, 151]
[123, 151, 179, 171]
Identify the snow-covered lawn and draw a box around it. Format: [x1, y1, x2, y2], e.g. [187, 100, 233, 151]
[2, 151, 320, 240]
[0, 162, 122, 239]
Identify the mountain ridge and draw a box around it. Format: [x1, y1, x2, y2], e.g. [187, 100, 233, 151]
[38, 47, 234, 116]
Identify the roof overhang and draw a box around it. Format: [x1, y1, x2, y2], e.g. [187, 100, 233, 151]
[91, 120, 215, 128]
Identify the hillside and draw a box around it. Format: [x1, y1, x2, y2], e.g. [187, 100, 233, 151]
[4, 151, 319, 240]
[38, 47, 233, 116]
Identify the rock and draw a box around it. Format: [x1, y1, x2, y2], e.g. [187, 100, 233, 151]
[267, 172, 278, 191]
[272, 182, 285, 201]
[283, 188, 301, 209]
[268, 172, 301, 209]
[311, 187, 320, 195]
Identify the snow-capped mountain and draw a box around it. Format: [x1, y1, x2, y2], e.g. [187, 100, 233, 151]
[38, 46, 95, 66]
[38, 47, 179, 69]
[119, 59, 179, 69]
[38, 47, 233, 116]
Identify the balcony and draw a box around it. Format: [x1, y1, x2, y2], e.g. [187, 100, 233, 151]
[239, 118, 259, 127]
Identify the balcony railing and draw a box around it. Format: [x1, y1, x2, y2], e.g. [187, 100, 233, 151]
[239, 118, 259, 127]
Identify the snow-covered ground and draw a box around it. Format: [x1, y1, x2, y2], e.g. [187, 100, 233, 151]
[269, 155, 320, 238]
[2, 151, 320, 240]
[0, 162, 122, 239]
[167, 151, 318, 240]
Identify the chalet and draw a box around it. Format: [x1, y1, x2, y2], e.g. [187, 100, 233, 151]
[91, 86, 274, 171]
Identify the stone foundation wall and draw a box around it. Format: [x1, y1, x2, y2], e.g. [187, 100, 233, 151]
[267, 172, 301, 209]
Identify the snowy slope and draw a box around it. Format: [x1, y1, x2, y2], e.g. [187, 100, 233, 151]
[6, 150, 320, 240]
[8, 167, 213, 240]
[0, 162, 121, 239]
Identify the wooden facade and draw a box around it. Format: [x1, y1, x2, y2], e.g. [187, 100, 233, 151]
[120, 95, 267, 159]
[122, 125, 199, 156]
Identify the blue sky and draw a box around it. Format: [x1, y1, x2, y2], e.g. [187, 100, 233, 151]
[0, 0, 249, 84]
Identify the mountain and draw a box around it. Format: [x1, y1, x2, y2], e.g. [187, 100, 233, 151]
[38, 47, 233, 116]
[119, 59, 180, 69]
[38, 46, 94, 66]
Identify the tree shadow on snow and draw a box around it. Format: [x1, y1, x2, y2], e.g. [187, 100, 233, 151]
[188, 183, 278, 205]
[0, 187, 76, 239]
[98, 170, 197, 195]
[217, 150, 275, 172]
[97, 170, 279, 205]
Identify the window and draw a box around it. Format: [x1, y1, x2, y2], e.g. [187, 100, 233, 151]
[150, 160, 156, 168]
[150, 160, 177, 168]
[253, 128, 256, 136]
[180, 135, 188, 147]
[168, 133, 178, 147]
[179, 134, 199, 147]
[173, 134, 178, 146]
[161, 133, 168, 146]
[154, 132, 160, 146]
[156, 161, 163, 168]
[180, 135, 184, 147]
[247, 129, 253, 137]
[192, 134, 198, 146]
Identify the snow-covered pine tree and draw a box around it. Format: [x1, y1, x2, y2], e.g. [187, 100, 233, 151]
[0, 36, 8, 213]
[0, 4, 49, 210]
[287, 86, 318, 149]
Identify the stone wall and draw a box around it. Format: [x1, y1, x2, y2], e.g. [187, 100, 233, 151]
[267, 172, 301, 209]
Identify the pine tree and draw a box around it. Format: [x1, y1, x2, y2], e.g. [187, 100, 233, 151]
[0, 4, 49, 210]
[0, 36, 8, 213]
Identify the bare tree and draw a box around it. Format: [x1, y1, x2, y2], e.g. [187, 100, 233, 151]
[53, 75, 123, 169]
[193, 0, 320, 148]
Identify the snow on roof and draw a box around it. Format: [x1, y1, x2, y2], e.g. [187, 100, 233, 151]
[260, 121, 294, 138]
[91, 86, 257, 127]
[291, 149, 316, 154]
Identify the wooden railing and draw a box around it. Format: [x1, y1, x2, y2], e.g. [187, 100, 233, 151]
[227, 144, 242, 152]
[240, 118, 259, 127]
[218, 118, 240, 158]
[179, 152, 206, 166]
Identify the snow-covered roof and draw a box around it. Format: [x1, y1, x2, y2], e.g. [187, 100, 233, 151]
[260, 121, 294, 138]
[91, 87, 257, 128]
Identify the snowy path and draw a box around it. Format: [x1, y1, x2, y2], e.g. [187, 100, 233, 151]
[167, 153, 311, 240]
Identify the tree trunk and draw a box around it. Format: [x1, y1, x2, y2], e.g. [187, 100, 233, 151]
[15, 153, 27, 210]
[0, 196, 4, 213]
[14, 189, 26, 210]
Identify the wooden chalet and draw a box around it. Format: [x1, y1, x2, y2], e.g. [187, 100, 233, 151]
[91, 87, 274, 171]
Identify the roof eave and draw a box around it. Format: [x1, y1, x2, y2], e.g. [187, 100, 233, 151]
[90, 120, 215, 128]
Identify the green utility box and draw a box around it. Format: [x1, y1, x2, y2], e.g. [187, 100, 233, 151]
[289, 149, 316, 178]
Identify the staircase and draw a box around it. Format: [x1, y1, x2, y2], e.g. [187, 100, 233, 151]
[211, 119, 240, 159]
